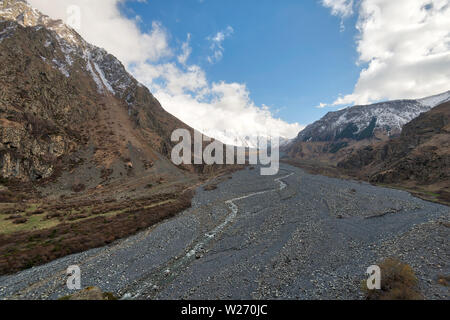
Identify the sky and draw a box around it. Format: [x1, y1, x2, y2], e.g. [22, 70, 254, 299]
[28, 0, 450, 143]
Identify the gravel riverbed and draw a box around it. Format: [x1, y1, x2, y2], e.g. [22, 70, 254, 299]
[0, 163, 448, 300]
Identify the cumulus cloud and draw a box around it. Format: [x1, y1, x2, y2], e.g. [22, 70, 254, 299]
[29, 0, 171, 65]
[29, 0, 302, 144]
[321, 0, 450, 106]
[130, 62, 302, 141]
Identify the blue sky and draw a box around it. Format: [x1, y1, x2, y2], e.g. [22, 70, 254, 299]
[121, 0, 361, 126]
[30, 0, 450, 143]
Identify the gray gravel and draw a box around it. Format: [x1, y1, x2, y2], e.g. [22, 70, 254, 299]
[0, 163, 448, 300]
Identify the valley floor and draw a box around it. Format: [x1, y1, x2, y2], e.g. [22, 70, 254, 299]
[0, 164, 448, 300]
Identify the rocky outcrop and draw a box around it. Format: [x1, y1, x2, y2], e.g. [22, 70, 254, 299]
[0, 120, 72, 180]
[0, 18, 97, 181]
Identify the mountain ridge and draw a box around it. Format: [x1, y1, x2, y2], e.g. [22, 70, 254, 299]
[297, 90, 450, 143]
[338, 101, 450, 204]
[284, 90, 450, 164]
[0, 0, 205, 184]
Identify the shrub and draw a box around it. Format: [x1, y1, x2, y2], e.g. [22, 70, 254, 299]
[27, 209, 45, 216]
[0, 191, 19, 203]
[71, 184, 86, 193]
[437, 275, 449, 287]
[12, 218, 28, 224]
[6, 215, 22, 220]
[363, 258, 423, 300]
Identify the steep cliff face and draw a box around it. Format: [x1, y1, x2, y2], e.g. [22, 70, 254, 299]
[0, 0, 197, 183]
[0, 20, 95, 181]
[0, 1, 242, 275]
[338, 102, 450, 191]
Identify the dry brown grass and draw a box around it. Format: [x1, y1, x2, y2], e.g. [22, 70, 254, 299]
[363, 258, 423, 300]
[71, 184, 86, 193]
[0, 191, 194, 275]
[437, 275, 449, 287]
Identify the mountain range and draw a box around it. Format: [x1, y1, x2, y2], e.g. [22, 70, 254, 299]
[285, 90, 450, 164]
[0, 0, 448, 277]
[338, 101, 450, 204]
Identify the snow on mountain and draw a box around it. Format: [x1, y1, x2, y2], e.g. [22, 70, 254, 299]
[418, 90, 450, 108]
[203, 129, 290, 148]
[0, 0, 138, 105]
[296, 90, 450, 143]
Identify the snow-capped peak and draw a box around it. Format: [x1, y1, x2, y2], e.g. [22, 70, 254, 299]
[0, 0, 139, 100]
[296, 90, 450, 143]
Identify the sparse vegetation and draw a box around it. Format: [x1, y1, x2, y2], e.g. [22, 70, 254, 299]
[12, 218, 27, 224]
[0, 191, 194, 275]
[71, 184, 86, 193]
[437, 275, 449, 287]
[58, 287, 118, 300]
[363, 258, 423, 300]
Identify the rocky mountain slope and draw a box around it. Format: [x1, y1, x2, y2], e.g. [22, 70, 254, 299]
[338, 101, 450, 203]
[285, 91, 450, 163]
[0, 0, 205, 185]
[0, 0, 244, 274]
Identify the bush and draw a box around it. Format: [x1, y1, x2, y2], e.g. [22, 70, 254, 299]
[363, 258, 423, 300]
[71, 184, 86, 193]
[437, 275, 449, 287]
[0, 191, 19, 203]
[12, 218, 28, 224]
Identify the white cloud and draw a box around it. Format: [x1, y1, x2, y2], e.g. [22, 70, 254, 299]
[177, 33, 192, 65]
[321, 0, 354, 18]
[322, 0, 450, 106]
[29, 0, 302, 144]
[207, 26, 234, 64]
[29, 0, 171, 65]
[315, 102, 328, 109]
[131, 62, 303, 140]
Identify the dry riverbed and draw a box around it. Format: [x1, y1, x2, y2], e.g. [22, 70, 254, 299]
[0, 164, 448, 300]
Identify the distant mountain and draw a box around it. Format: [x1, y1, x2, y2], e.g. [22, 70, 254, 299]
[284, 91, 450, 163]
[203, 130, 292, 149]
[338, 101, 450, 203]
[297, 91, 450, 142]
